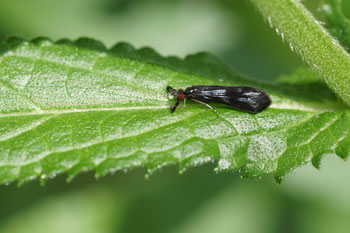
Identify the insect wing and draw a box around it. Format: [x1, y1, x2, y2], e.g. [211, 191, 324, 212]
[188, 86, 271, 113]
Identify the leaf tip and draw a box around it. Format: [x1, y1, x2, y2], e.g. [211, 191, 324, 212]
[311, 156, 322, 170]
[94, 171, 101, 180]
[31, 37, 53, 46]
[213, 167, 219, 174]
[110, 42, 136, 55]
[39, 173, 48, 186]
[74, 37, 108, 52]
[144, 168, 155, 180]
[274, 175, 283, 185]
[144, 173, 150, 180]
[66, 176, 74, 183]
[16, 181, 24, 188]
[178, 168, 186, 175]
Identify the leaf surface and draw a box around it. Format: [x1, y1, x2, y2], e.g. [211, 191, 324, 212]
[322, 0, 350, 52]
[0, 37, 349, 185]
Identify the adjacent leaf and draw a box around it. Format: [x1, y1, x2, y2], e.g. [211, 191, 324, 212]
[0, 37, 349, 186]
[322, 0, 350, 52]
[250, 0, 350, 107]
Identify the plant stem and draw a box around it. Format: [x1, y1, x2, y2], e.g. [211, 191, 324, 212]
[250, 0, 350, 106]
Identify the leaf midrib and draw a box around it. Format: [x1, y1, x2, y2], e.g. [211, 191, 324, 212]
[0, 106, 171, 118]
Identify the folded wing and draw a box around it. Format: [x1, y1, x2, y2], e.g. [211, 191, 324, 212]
[187, 86, 271, 114]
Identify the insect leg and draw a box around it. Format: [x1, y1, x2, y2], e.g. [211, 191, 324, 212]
[181, 98, 186, 110]
[192, 99, 219, 117]
[171, 99, 180, 113]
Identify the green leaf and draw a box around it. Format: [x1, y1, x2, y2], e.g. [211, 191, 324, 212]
[322, 0, 350, 52]
[250, 0, 350, 107]
[0, 37, 349, 185]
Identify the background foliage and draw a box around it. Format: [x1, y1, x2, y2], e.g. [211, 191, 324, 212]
[1, 0, 350, 233]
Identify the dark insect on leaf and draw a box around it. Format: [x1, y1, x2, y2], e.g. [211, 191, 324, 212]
[167, 86, 271, 115]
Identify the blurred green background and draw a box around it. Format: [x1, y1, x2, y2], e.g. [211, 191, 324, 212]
[1, 0, 350, 232]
